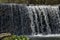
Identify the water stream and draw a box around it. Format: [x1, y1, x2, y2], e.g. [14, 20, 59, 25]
[0, 4, 60, 36]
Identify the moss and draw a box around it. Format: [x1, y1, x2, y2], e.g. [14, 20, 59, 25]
[0, 0, 60, 5]
[2, 35, 29, 40]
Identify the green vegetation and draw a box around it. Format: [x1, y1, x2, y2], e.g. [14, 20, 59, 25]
[0, 0, 60, 5]
[2, 35, 29, 40]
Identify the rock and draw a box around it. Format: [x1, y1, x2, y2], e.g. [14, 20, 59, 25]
[0, 33, 11, 39]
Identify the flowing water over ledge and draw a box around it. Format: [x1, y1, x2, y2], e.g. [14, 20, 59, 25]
[0, 4, 60, 37]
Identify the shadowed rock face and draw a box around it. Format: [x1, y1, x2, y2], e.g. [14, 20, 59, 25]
[0, 4, 60, 35]
[0, 4, 32, 35]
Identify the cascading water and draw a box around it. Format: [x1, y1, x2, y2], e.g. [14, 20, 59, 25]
[0, 4, 60, 36]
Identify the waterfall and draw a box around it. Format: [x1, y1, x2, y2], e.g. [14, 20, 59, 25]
[0, 4, 60, 36]
[27, 6, 60, 35]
